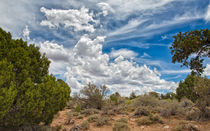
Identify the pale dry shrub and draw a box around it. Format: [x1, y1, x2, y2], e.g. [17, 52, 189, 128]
[80, 120, 90, 130]
[113, 122, 130, 131]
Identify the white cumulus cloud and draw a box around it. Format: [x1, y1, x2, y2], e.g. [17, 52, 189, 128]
[22, 25, 30, 40]
[40, 7, 97, 33]
[110, 49, 138, 59]
[40, 35, 178, 96]
[205, 5, 210, 22]
[97, 2, 115, 16]
[204, 64, 210, 76]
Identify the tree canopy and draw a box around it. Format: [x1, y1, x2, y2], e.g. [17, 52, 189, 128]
[170, 29, 210, 75]
[0, 27, 70, 127]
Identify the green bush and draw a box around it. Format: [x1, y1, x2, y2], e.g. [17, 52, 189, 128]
[0, 28, 70, 127]
[75, 104, 81, 112]
[176, 75, 199, 102]
[113, 122, 130, 131]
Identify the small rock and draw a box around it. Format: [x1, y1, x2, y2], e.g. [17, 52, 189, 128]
[70, 125, 81, 131]
[65, 119, 75, 125]
[163, 125, 169, 129]
[141, 126, 145, 129]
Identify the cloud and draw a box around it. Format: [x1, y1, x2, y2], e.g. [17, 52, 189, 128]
[161, 69, 191, 74]
[205, 5, 210, 22]
[105, 0, 178, 19]
[204, 64, 210, 76]
[108, 19, 148, 37]
[97, 2, 115, 16]
[40, 41, 71, 62]
[109, 49, 138, 59]
[23, 25, 30, 40]
[40, 7, 97, 33]
[40, 35, 178, 96]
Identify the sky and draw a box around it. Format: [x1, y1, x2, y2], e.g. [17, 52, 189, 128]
[0, 0, 210, 96]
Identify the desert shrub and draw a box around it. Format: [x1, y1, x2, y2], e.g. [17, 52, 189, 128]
[0, 125, 56, 131]
[113, 122, 130, 131]
[129, 92, 137, 99]
[80, 83, 109, 109]
[102, 109, 116, 116]
[180, 98, 194, 108]
[136, 114, 164, 126]
[185, 107, 201, 121]
[134, 106, 150, 117]
[0, 28, 70, 127]
[55, 125, 62, 131]
[174, 121, 199, 131]
[159, 100, 183, 118]
[149, 92, 160, 98]
[87, 115, 99, 123]
[194, 77, 210, 120]
[110, 92, 121, 105]
[67, 112, 80, 117]
[81, 108, 99, 116]
[95, 117, 109, 127]
[133, 95, 159, 107]
[160, 92, 176, 100]
[77, 115, 84, 119]
[116, 118, 128, 124]
[149, 114, 164, 124]
[136, 116, 153, 126]
[75, 104, 81, 112]
[80, 120, 90, 130]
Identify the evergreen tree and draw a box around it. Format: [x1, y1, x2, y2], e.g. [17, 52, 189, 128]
[0, 27, 70, 127]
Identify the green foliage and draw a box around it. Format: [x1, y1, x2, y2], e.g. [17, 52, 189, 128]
[160, 92, 176, 100]
[75, 104, 81, 112]
[148, 92, 159, 98]
[129, 92, 137, 99]
[194, 77, 210, 120]
[110, 92, 121, 105]
[80, 83, 109, 109]
[0, 27, 70, 127]
[170, 29, 210, 75]
[176, 75, 199, 102]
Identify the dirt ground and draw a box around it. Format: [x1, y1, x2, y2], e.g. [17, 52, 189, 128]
[51, 109, 210, 131]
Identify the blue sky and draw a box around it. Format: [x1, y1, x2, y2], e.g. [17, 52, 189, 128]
[0, 0, 210, 96]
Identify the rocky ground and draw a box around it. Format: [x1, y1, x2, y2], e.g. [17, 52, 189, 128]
[51, 109, 210, 131]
